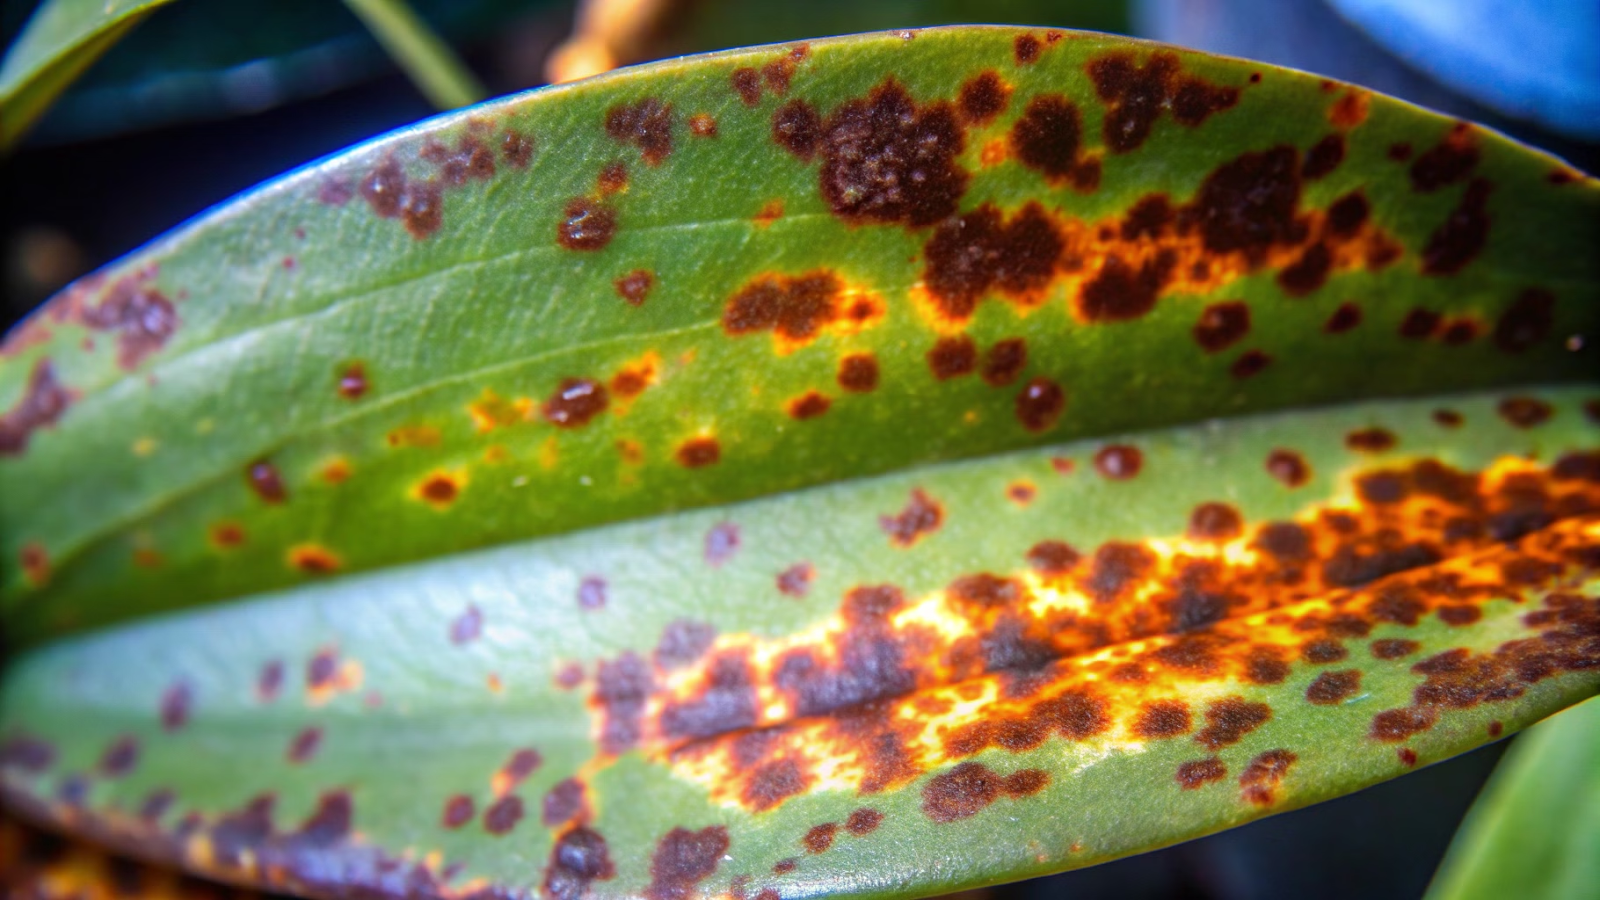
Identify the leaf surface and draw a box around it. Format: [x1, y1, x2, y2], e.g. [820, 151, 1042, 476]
[1424, 695, 1600, 900]
[3, 27, 1597, 643]
[3, 387, 1599, 900]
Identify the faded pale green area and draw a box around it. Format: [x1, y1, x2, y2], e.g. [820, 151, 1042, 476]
[1425, 696, 1600, 900]
[3, 27, 1597, 643]
[2, 388, 1597, 900]
[0, 0, 178, 146]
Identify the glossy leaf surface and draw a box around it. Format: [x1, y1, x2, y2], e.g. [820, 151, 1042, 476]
[1424, 695, 1600, 900]
[4, 27, 1598, 643]
[4, 387, 1599, 900]
[0, 0, 179, 147]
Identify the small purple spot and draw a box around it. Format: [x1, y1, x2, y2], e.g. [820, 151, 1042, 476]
[578, 577, 607, 611]
[705, 522, 741, 567]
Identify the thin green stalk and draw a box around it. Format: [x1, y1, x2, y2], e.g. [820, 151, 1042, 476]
[342, 0, 484, 110]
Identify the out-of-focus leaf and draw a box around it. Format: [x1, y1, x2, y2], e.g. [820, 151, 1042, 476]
[2, 388, 1598, 900]
[0, 0, 180, 148]
[3, 27, 1596, 643]
[1425, 696, 1600, 900]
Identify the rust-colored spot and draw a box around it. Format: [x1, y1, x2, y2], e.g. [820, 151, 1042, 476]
[959, 71, 1010, 125]
[1372, 638, 1420, 660]
[927, 335, 977, 380]
[762, 45, 809, 94]
[578, 576, 607, 611]
[1195, 698, 1270, 749]
[1094, 445, 1142, 480]
[336, 363, 368, 399]
[1010, 95, 1100, 188]
[1438, 604, 1482, 626]
[645, 826, 729, 900]
[787, 391, 831, 420]
[99, 735, 140, 777]
[1185, 145, 1303, 264]
[159, 682, 192, 731]
[723, 270, 880, 353]
[501, 129, 534, 168]
[845, 808, 883, 836]
[802, 823, 837, 854]
[606, 98, 674, 165]
[753, 198, 785, 228]
[773, 859, 797, 875]
[1015, 377, 1065, 432]
[880, 489, 943, 547]
[1014, 33, 1042, 65]
[778, 563, 815, 597]
[1266, 449, 1311, 488]
[922, 202, 1064, 321]
[1498, 397, 1553, 429]
[615, 270, 654, 306]
[288, 544, 341, 574]
[1324, 302, 1362, 334]
[689, 113, 718, 137]
[980, 338, 1028, 387]
[732, 68, 762, 105]
[1495, 288, 1555, 354]
[484, 795, 524, 835]
[1193, 302, 1249, 352]
[1077, 251, 1177, 322]
[287, 726, 322, 763]
[1345, 427, 1397, 453]
[1007, 481, 1037, 505]
[1087, 50, 1240, 154]
[544, 377, 608, 427]
[1421, 178, 1491, 276]
[1410, 123, 1479, 192]
[597, 161, 629, 195]
[1134, 699, 1192, 738]
[245, 461, 287, 503]
[819, 79, 967, 227]
[1370, 707, 1438, 742]
[1230, 349, 1272, 379]
[1488, 721, 1504, 737]
[705, 523, 740, 566]
[1329, 89, 1369, 127]
[1027, 540, 1081, 577]
[773, 100, 822, 161]
[387, 424, 442, 447]
[1432, 409, 1464, 428]
[1240, 749, 1296, 805]
[557, 198, 618, 251]
[1176, 758, 1226, 789]
[1189, 502, 1244, 541]
[1306, 670, 1361, 705]
[837, 354, 879, 393]
[424, 134, 496, 186]
[678, 437, 721, 468]
[0, 360, 77, 457]
[415, 471, 464, 509]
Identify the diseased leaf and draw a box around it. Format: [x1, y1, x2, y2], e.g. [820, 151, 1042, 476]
[1424, 696, 1600, 900]
[0, 0, 180, 148]
[3, 27, 1597, 643]
[3, 388, 1598, 900]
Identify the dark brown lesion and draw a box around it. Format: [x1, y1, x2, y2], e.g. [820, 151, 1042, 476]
[0, 360, 75, 456]
[1086, 50, 1241, 155]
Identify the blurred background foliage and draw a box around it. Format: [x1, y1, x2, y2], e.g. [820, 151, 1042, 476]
[1, 1, 1595, 898]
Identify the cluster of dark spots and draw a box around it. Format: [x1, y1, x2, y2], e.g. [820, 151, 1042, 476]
[597, 161, 629, 194]
[1494, 288, 1555, 354]
[160, 682, 193, 731]
[927, 335, 977, 379]
[1323, 301, 1362, 334]
[287, 726, 323, 763]
[880, 488, 944, 547]
[500, 128, 534, 167]
[1230, 350, 1272, 379]
[705, 522, 740, 566]
[1193, 301, 1250, 352]
[75, 270, 180, 369]
[1009, 95, 1100, 190]
[772, 100, 822, 161]
[980, 338, 1028, 386]
[544, 826, 616, 900]
[1083, 542, 1155, 605]
[958, 71, 1010, 124]
[1306, 670, 1361, 705]
[1078, 251, 1177, 322]
[722, 270, 848, 347]
[1093, 444, 1143, 480]
[1189, 503, 1244, 541]
[543, 377, 608, 427]
[605, 98, 674, 165]
[787, 391, 831, 419]
[645, 826, 730, 900]
[0, 360, 75, 456]
[1176, 757, 1227, 788]
[1302, 134, 1345, 180]
[1498, 396, 1553, 429]
[655, 619, 717, 671]
[802, 823, 837, 853]
[1135, 699, 1192, 738]
[922, 762, 1050, 822]
[1410, 123, 1479, 192]
[557, 197, 618, 251]
[1345, 427, 1396, 453]
[1014, 33, 1042, 65]
[922, 202, 1063, 320]
[451, 604, 483, 644]
[336, 362, 369, 400]
[838, 353, 880, 393]
[1195, 698, 1270, 749]
[482, 794, 524, 835]
[1017, 376, 1068, 432]
[846, 807, 884, 835]
[1421, 178, 1491, 275]
[421, 134, 496, 186]
[1182, 145, 1304, 264]
[542, 778, 588, 826]
[98, 735, 139, 777]
[761, 45, 810, 95]
[358, 156, 444, 239]
[1239, 749, 1296, 805]
[817, 78, 967, 227]
[689, 113, 718, 137]
[578, 576, 607, 610]
[777, 562, 814, 597]
[1086, 50, 1241, 154]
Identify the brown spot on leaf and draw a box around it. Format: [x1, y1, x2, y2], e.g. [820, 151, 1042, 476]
[1410, 123, 1479, 192]
[336, 363, 368, 399]
[1230, 349, 1273, 379]
[1094, 445, 1142, 480]
[557, 198, 617, 251]
[959, 71, 1010, 125]
[614, 270, 654, 306]
[1421, 178, 1491, 276]
[1302, 134, 1345, 180]
[1087, 50, 1240, 154]
[772, 100, 822, 161]
[1306, 670, 1361, 705]
[922, 202, 1063, 321]
[99, 735, 139, 777]
[1010, 95, 1100, 188]
[722, 270, 871, 352]
[787, 391, 832, 419]
[678, 437, 721, 468]
[416, 471, 463, 508]
[1370, 707, 1438, 742]
[705, 522, 740, 566]
[1494, 288, 1555, 354]
[846, 808, 883, 836]
[597, 161, 629, 195]
[160, 682, 192, 731]
[1184, 145, 1303, 264]
[18, 542, 50, 585]
[980, 338, 1028, 387]
[1324, 302, 1362, 334]
[1345, 427, 1397, 453]
[483, 795, 524, 835]
[1015, 377, 1065, 432]
[501, 129, 534, 168]
[927, 335, 977, 380]
[778, 563, 815, 597]
[544, 827, 616, 900]
[578, 576, 607, 611]
[1498, 396, 1553, 429]
[450, 605, 482, 644]
[819, 79, 967, 227]
[1277, 242, 1332, 296]
[1266, 449, 1311, 488]
[1189, 503, 1244, 541]
[544, 377, 608, 427]
[1077, 251, 1177, 322]
[0, 360, 77, 457]
[289, 544, 340, 573]
[1176, 758, 1226, 789]
[881, 489, 943, 547]
[1135, 699, 1192, 738]
[1240, 749, 1296, 805]
[689, 113, 718, 137]
[838, 353, 879, 393]
[1193, 302, 1249, 352]
[645, 826, 730, 900]
[542, 778, 587, 827]
[606, 98, 674, 165]
[1371, 639, 1420, 660]
[1014, 34, 1041, 65]
[802, 823, 836, 854]
[287, 726, 322, 763]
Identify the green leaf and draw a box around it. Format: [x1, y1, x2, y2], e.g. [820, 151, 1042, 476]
[4, 26, 1597, 644]
[0, 0, 180, 148]
[1425, 696, 1600, 900]
[3, 387, 1598, 900]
